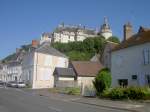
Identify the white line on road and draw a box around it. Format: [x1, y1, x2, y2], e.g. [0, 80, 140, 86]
[48, 106, 62, 112]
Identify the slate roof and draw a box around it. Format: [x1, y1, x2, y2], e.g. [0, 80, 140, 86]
[35, 43, 67, 58]
[7, 61, 21, 67]
[71, 61, 103, 77]
[54, 26, 96, 35]
[54, 67, 76, 77]
[113, 27, 150, 51]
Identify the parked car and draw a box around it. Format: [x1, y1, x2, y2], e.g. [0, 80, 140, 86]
[16, 82, 26, 88]
[7, 81, 17, 87]
[0, 81, 5, 86]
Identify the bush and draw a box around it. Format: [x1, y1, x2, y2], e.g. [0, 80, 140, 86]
[109, 88, 128, 99]
[62, 87, 81, 95]
[49, 87, 81, 95]
[102, 87, 150, 100]
[93, 68, 111, 96]
[67, 88, 80, 95]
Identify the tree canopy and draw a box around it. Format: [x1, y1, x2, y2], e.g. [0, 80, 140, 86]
[51, 36, 106, 61]
[107, 36, 120, 43]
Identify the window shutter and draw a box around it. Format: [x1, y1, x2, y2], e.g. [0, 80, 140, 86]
[143, 49, 149, 65]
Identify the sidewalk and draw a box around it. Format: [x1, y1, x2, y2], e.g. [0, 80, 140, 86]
[73, 97, 147, 112]
[23, 88, 150, 112]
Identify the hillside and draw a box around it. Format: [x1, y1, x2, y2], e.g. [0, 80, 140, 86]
[51, 36, 106, 61]
[2, 36, 120, 63]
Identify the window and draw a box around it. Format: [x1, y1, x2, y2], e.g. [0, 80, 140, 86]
[143, 49, 150, 65]
[44, 55, 52, 66]
[118, 79, 128, 87]
[146, 75, 150, 87]
[132, 75, 137, 80]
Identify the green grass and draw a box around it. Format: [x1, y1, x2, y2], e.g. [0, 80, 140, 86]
[49, 87, 81, 95]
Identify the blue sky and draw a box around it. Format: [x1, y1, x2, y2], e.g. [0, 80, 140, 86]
[0, 0, 150, 59]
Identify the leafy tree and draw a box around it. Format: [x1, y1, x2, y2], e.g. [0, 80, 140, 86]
[93, 68, 111, 96]
[107, 36, 120, 43]
[83, 38, 95, 53]
[66, 51, 93, 61]
[51, 36, 107, 61]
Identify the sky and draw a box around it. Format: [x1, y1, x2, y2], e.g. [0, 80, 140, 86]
[0, 0, 150, 59]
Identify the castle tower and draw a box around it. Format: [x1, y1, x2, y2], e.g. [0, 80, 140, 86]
[100, 17, 112, 39]
[123, 22, 133, 41]
[40, 32, 52, 44]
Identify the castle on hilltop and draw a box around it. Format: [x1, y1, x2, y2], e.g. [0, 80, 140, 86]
[40, 17, 112, 44]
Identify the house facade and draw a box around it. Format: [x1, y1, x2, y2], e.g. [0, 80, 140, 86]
[0, 62, 22, 82]
[22, 43, 68, 89]
[6, 61, 22, 82]
[111, 26, 150, 87]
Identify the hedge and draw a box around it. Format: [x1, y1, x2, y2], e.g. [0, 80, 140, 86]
[101, 87, 150, 100]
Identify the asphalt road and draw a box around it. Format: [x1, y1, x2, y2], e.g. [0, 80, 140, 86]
[0, 87, 129, 112]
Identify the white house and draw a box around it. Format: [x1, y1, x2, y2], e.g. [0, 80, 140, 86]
[0, 62, 22, 82]
[6, 61, 22, 82]
[22, 42, 68, 89]
[111, 25, 150, 87]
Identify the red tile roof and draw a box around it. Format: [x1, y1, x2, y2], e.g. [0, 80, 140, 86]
[112, 27, 150, 51]
[71, 61, 103, 77]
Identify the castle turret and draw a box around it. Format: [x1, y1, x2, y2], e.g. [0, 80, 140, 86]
[100, 17, 112, 39]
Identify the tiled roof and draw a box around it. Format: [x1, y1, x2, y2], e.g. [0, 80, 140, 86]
[112, 27, 150, 51]
[54, 67, 76, 77]
[71, 61, 103, 77]
[35, 43, 67, 58]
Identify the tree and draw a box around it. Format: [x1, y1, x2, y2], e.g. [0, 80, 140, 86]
[107, 36, 120, 43]
[93, 68, 111, 96]
[83, 38, 95, 53]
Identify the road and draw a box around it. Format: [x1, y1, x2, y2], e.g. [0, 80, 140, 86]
[0, 87, 130, 112]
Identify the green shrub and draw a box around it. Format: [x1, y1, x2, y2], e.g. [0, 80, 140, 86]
[64, 87, 81, 95]
[126, 87, 150, 100]
[93, 68, 111, 95]
[102, 87, 150, 100]
[110, 88, 128, 99]
[101, 89, 111, 98]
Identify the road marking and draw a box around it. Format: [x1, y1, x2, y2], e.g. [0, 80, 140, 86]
[48, 106, 62, 112]
[63, 98, 81, 102]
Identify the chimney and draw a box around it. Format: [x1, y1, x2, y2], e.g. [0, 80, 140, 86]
[123, 22, 133, 41]
[32, 40, 39, 48]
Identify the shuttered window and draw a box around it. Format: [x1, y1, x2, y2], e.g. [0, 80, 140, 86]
[143, 49, 150, 65]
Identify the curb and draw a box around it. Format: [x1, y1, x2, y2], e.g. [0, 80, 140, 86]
[72, 100, 140, 112]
